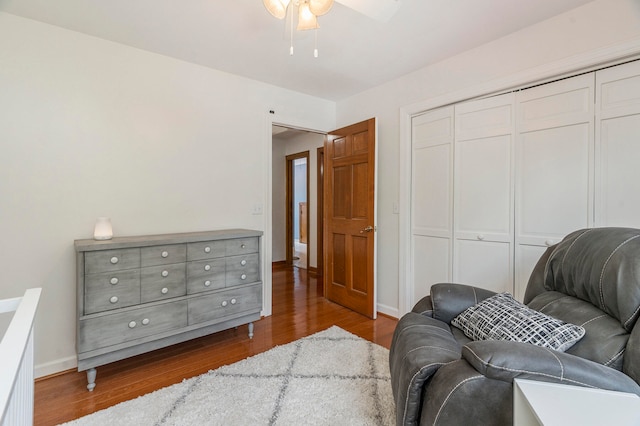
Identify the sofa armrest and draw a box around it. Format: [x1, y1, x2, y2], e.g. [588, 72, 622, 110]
[430, 283, 496, 324]
[411, 295, 434, 317]
[462, 340, 640, 395]
[389, 312, 462, 426]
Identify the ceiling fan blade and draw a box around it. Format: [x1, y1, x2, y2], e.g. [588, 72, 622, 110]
[336, 0, 401, 22]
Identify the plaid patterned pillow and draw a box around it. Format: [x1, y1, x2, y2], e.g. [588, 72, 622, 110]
[451, 292, 585, 352]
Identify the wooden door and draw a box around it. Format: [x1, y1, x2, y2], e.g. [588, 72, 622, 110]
[324, 118, 376, 319]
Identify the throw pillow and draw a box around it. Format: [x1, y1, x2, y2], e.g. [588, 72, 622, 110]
[451, 292, 585, 352]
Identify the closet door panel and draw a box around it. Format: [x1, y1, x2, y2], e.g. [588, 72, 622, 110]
[515, 244, 547, 301]
[518, 124, 591, 238]
[455, 134, 511, 237]
[515, 73, 594, 299]
[455, 239, 512, 294]
[453, 94, 514, 293]
[412, 144, 451, 235]
[412, 235, 450, 301]
[596, 60, 640, 227]
[410, 107, 454, 304]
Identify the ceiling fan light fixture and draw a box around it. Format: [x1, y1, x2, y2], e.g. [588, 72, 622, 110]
[308, 0, 334, 16]
[263, 0, 290, 19]
[297, 2, 319, 30]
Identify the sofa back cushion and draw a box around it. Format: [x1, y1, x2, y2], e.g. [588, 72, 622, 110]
[528, 291, 629, 370]
[529, 228, 640, 332]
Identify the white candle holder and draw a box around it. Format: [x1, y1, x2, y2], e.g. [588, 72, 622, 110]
[93, 217, 113, 240]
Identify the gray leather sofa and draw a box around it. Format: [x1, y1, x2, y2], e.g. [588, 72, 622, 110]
[389, 227, 640, 425]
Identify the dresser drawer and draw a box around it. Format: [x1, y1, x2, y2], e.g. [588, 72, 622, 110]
[141, 244, 186, 267]
[188, 284, 262, 325]
[225, 254, 260, 286]
[226, 237, 259, 256]
[187, 240, 226, 261]
[141, 264, 186, 303]
[186, 258, 225, 294]
[85, 248, 140, 274]
[79, 301, 188, 352]
[84, 270, 141, 314]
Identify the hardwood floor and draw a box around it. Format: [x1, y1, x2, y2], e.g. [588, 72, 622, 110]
[34, 266, 398, 426]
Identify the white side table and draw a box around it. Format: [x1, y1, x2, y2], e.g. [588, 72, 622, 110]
[514, 378, 640, 426]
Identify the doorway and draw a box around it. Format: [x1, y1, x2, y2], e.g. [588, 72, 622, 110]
[286, 152, 309, 269]
[270, 125, 324, 275]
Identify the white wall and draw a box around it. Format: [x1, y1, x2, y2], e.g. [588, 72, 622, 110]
[0, 12, 335, 377]
[336, 0, 640, 317]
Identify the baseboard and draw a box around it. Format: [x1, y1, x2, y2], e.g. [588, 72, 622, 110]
[35, 355, 77, 379]
[271, 260, 288, 270]
[376, 303, 399, 320]
[307, 266, 320, 277]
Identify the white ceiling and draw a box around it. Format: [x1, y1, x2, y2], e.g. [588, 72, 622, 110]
[0, 0, 595, 101]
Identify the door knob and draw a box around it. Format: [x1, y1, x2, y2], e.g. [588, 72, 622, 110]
[359, 226, 374, 233]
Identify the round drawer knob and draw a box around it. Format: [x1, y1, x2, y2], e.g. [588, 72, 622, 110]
[110, 277, 119, 285]
[161, 251, 169, 258]
[231, 298, 237, 305]
[110, 296, 118, 304]
[204, 264, 211, 271]
[204, 246, 211, 253]
[204, 280, 211, 287]
[545, 240, 554, 247]
[128, 321, 137, 329]
[241, 274, 247, 280]
[161, 287, 169, 294]
[142, 318, 150, 326]
[110, 256, 119, 264]
[240, 260, 247, 266]
[241, 244, 246, 249]
[221, 300, 228, 307]
[162, 270, 169, 277]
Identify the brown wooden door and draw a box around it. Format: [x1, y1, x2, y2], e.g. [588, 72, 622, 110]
[324, 118, 376, 319]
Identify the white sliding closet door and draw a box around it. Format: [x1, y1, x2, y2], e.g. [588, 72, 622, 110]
[514, 73, 595, 299]
[411, 107, 454, 302]
[595, 60, 640, 228]
[454, 94, 515, 293]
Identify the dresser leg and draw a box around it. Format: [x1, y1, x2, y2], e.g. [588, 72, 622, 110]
[248, 322, 254, 339]
[86, 368, 97, 391]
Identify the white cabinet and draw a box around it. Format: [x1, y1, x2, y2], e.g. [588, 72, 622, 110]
[411, 106, 454, 301]
[596, 60, 640, 228]
[454, 94, 514, 293]
[514, 74, 595, 298]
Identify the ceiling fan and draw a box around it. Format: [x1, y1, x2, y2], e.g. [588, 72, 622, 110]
[263, 0, 401, 57]
[263, 0, 402, 24]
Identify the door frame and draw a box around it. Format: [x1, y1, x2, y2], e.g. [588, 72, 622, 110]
[285, 151, 310, 267]
[317, 146, 324, 286]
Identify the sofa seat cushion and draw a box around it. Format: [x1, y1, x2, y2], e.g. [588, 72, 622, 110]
[451, 293, 585, 352]
[528, 291, 630, 370]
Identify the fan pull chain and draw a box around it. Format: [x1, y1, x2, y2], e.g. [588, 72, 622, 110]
[290, 3, 294, 55]
[314, 28, 318, 58]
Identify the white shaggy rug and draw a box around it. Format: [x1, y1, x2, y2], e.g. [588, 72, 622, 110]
[62, 326, 394, 426]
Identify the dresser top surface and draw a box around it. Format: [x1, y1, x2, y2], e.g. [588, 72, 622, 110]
[75, 229, 262, 252]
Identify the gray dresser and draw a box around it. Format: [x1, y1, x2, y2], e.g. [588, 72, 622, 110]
[74, 229, 262, 391]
